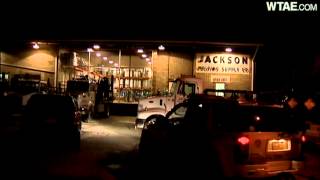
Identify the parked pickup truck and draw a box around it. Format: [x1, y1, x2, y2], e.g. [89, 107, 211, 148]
[135, 77, 203, 128]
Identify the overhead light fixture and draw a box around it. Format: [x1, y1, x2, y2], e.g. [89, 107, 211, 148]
[158, 45, 165, 50]
[145, 58, 150, 61]
[142, 54, 147, 58]
[103, 57, 108, 60]
[32, 43, 39, 49]
[137, 49, 144, 53]
[114, 63, 119, 67]
[87, 48, 94, 52]
[109, 60, 114, 64]
[148, 61, 152, 65]
[225, 47, 232, 52]
[96, 53, 101, 57]
[93, 45, 100, 50]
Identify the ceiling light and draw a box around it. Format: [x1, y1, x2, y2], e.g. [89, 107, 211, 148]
[32, 43, 39, 49]
[145, 58, 150, 61]
[87, 48, 94, 52]
[96, 53, 101, 57]
[158, 45, 165, 50]
[93, 45, 100, 50]
[103, 57, 108, 60]
[225, 47, 232, 52]
[114, 63, 119, 67]
[137, 49, 144, 53]
[148, 61, 152, 65]
[142, 54, 147, 58]
[109, 60, 114, 64]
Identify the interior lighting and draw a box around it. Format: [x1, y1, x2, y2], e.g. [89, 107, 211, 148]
[158, 45, 165, 50]
[93, 45, 100, 50]
[32, 43, 39, 49]
[225, 47, 232, 52]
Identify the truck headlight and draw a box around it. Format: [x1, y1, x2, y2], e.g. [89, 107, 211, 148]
[144, 119, 156, 130]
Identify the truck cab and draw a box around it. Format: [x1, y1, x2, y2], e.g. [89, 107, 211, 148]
[135, 77, 203, 128]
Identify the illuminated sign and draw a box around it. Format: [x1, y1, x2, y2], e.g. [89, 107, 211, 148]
[211, 75, 230, 83]
[195, 53, 251, 74]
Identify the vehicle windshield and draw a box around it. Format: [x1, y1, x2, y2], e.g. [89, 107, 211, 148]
[184, 83, 195, 96]
[167, 104, 188, 120]
[169, 80, 180, 96]
[192, 103, 300, 132]
[26, 95, 75, 123]
[233, 106, 297, 132]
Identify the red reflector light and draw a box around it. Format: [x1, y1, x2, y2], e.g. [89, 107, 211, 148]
[301, 135, 306, 142]
[238, 136, 250, 145]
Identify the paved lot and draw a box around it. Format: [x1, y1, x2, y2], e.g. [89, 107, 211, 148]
[46, 116, 142, 179]
[296, 149, 320, 180]
[0, 115, 141, 180]
[1, 115, 320, 180]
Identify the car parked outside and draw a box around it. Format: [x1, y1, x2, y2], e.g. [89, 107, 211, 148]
[139, 94, 305, 179]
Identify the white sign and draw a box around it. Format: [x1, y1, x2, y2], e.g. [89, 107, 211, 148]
[211, 75, 230, 83]
[195, 53, 251, 74]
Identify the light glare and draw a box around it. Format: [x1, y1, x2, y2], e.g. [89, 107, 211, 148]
[225, 47, 232, 52]
[93, 45, 100, 49]
[158, 45, 165, 50]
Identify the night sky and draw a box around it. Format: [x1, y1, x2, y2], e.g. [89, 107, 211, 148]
[1, 1, 319, 91]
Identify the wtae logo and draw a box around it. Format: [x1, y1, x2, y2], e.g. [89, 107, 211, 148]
[266, 1, 317, 12]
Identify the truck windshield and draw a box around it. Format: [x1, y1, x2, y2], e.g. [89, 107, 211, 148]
[169, 80, 180, 95]
[184, 83, 195, 96]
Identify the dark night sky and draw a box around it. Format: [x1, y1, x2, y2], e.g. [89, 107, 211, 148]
[1, 1, 319, 91]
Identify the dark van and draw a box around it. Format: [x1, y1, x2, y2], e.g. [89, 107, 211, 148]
[23, 94, 81, 150]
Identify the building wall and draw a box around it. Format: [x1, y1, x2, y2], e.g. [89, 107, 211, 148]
[168, 52, 194, 81]
[0, 49, 56, 85]
[152, 51, 193, 92]
[152, 52, 169, 92]
[0, 65, 54, 84]
[193, 52, 253, 91]
[195, 71, 253, 90]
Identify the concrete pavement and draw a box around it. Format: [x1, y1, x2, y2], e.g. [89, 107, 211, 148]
[45, 116, 142, 179]
[1, 115, 320, 180]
